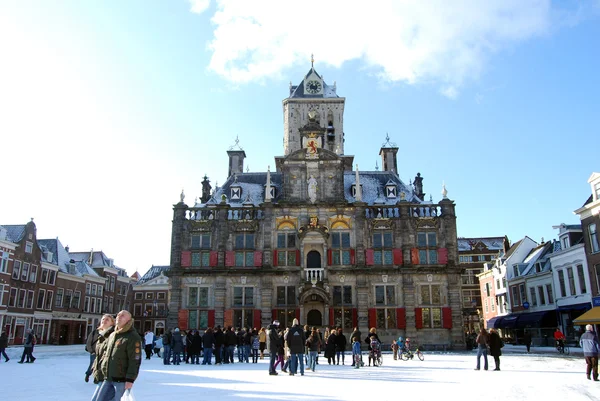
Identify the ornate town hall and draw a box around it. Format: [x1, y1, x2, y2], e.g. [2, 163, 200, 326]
[166, 64, 463, 347]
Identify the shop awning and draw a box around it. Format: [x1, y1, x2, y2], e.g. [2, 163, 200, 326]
[515, 311, 555, 328]
[573, 307, 600, 325]
[486, 316, 503, 329]
[498, 314, 519, 328]
[557, 302, 591, 312]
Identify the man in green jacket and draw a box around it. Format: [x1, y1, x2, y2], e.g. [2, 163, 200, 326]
[97, 310, 142, 401]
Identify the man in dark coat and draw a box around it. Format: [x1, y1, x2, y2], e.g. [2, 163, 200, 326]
[201, 327, 216, 365]
[18, 329, 36, 364]
[335, 328, 348, 365]
[488, 328, 503, 371]
[224, 326, 237, 364]
[85, 327, 100, 381]
[268, 320, 281, 375]
[523, 330, 532, 353]
[171, 328, 183, 365]
[214, 326, 224, 365]
[285, 318, 306, 376]
[0, 331, 9, 362]
[162, 328, 172, 365]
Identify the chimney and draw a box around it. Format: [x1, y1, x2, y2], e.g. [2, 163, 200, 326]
[379, 134, 399, 176]
[227, 149, 246, 178]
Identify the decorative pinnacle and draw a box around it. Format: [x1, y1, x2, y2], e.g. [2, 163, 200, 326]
[311, 53, 314, 68]
[228, 135, 243, 151]
[382, 132, 397, 148]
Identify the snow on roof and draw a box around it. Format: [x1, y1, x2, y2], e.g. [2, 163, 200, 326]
[1, 224, 26, 243]
[38, 238, 100, 278]
[457, 237, 506, 252]
[137, 265, 170, 284]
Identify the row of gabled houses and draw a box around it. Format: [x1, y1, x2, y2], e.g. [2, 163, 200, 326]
[0, 221, 138, 345]
[478, 172, 600, 346]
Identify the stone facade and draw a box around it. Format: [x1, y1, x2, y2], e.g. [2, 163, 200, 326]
[166, 65, 464, 348]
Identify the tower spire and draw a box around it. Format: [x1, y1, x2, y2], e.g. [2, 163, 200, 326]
[311, 53, 314, 68]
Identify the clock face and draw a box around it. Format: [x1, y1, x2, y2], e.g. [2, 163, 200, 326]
[306, 80, 322, 94]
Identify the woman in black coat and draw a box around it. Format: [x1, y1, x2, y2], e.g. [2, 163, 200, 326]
[488, 328, 503, 371]
[335, 328, 347, 365]
[325, 327, 337, 364]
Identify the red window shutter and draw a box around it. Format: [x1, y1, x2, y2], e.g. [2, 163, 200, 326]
[253, 309, 262, 329]
[365, 249, 374, 266]
[181, 251, 191, 267]
[272, 309, 278, 323]
[415, 308, 423, 329]
[327, 249, 332, 265]
[368, 308, 376, 329]
[254, 251, 263, 267]
[352, 308, 358, 328]
[350, 249, 356, 265]
[273, 250, 278, 267]
[224, 309, 233, 328]
[396, 308, 406, 329]
[393, 248, 403, 266]
[208, 310, 215, 328]
[178, 309, 189, 330]
[209, 251, 218, 267]
[295, 308, 300, 320]
[329, 308, 334, 326]
[442, 307, 452, 329]
[438, 248, 448, 265]
[225, 251, 234, 267]
[295, 249, 301, 266]
[411, 248, 419, 265]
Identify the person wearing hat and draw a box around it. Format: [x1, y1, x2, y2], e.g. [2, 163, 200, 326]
[579, 324, 600, 381]
[268, 320, 281, 375]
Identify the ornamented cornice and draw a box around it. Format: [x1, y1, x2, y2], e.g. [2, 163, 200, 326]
[276, 215, 298, 230]
[329, 215, 352, 230]
[190, 220, 213, 232]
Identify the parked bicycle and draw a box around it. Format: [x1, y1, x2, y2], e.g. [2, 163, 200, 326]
[555, 340, 570, 355]
[400, 346, 424, 361]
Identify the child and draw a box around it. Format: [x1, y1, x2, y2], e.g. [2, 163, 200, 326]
[251, 334, 260, 363]
[352, 337, 362, 369]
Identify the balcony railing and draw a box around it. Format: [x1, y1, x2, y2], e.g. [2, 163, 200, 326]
[305, 268, 325, 286]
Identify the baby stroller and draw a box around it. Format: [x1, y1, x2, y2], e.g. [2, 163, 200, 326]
[369, 339, 383, 367]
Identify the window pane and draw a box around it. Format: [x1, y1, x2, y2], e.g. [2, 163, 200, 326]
[244, 287, 254, 306]
[287, 235, 296, 248]
[427, 233, 437, 246]
[245, 252, 254, 267]
[277, 234, 286, 248]
[343, 286, 352, 305]
[429, 250, 438, 264]
[383, 232, 393, 247]
[287, 252, 296, 266]
[191, 235, 200, 248]
[235, 252, 244, 266]
[277, 287, 286, 305]
[342, 251, 351, 265]
[189, 287, 198, 307]
[432, 308, 442, 327]
[417, 233, 427, 247]
[342, 233, 350, 248]
[375, 286, 384, 305]
[419, 250, 427, 264]
[189, 310, 198, 329]
[277, 251, 286, 266]
[373, 251, 382, 265]
[198, 310, 208, 328]
[386, 309, 397, 328]
[246, 234, 255, 249]
[287, 286, 296, 306]
[383, 250, 393, 265]
[233, 310, 243, 328]
[376, 309, 385, 329]
[201, 235, 211, 248]
[244, 310, 254, 328]
[422, 285, 431, 304]
[235, 235, 244, 249]
[199, 288, 208, 307]
[431, 285, 441, 304]
[386, 286, 395, 305]
[201, 252, 210, 267]
[333, 286, 342, 306]
[333, 251, 341, 265]
[191, 253, 201, 267]
[422, 308, 431, 328]
[332, 233, 340, 248]
[233, 287, 243, 306]
[373, 233, 382, 248]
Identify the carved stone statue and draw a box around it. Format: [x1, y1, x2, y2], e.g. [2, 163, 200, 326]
[307, 175, 318, 204]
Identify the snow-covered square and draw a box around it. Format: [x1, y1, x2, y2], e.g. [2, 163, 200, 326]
[2, 344, 599, 401]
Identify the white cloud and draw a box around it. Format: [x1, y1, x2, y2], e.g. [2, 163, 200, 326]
[197, 0, 555, 95]
[188, 0, 211, 14]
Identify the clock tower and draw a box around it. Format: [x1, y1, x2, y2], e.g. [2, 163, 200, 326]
[283, 62, 345, 156]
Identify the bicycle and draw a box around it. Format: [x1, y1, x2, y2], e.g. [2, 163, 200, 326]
[555, 340, 570, 355]
[400, 346, 424, 361]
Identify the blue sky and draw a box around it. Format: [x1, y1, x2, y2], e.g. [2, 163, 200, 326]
[1, 1, 599, 275]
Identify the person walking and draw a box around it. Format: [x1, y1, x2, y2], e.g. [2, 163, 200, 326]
[143, 330, 154, 360]
[258, 327, 267, 360]
[268, 320, 281, 375]
[0, 331, 10, 362]
[489, 328, 503, 371]
[579, 324, 600, 381]
[523, 330, 532, 353]
[306, 327, 321, 372]
[85, 326, 100, 382]
[18, 328, 36, 364]
[90, 314, 116, 401]
[285, 318, 306, 376]
[162, 329, 172, 365]
[335, 328, 347, 365]
[97, 310, 142, 401]
[474, 327, 489, 371]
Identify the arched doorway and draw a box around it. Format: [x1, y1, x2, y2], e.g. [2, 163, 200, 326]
[307, 250, 321, 268]
[306, 309, 323, 326]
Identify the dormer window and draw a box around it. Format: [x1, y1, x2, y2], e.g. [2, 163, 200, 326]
[351, 184, 363, 198]
[264, 185, 276, 199]
[386, 185, 397, 198]
[230, 186, 241, 200]
[561, 236, 570, 250]
[595, 181, 600, 201]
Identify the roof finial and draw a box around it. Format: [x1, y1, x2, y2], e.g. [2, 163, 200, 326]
[311, 53, 314, 68]
[442, 181, 448, 199]
[246, 165, 249, 173]
[375, 160, 379, 171]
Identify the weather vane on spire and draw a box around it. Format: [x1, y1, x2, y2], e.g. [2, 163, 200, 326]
[311, 53, 314, 68]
